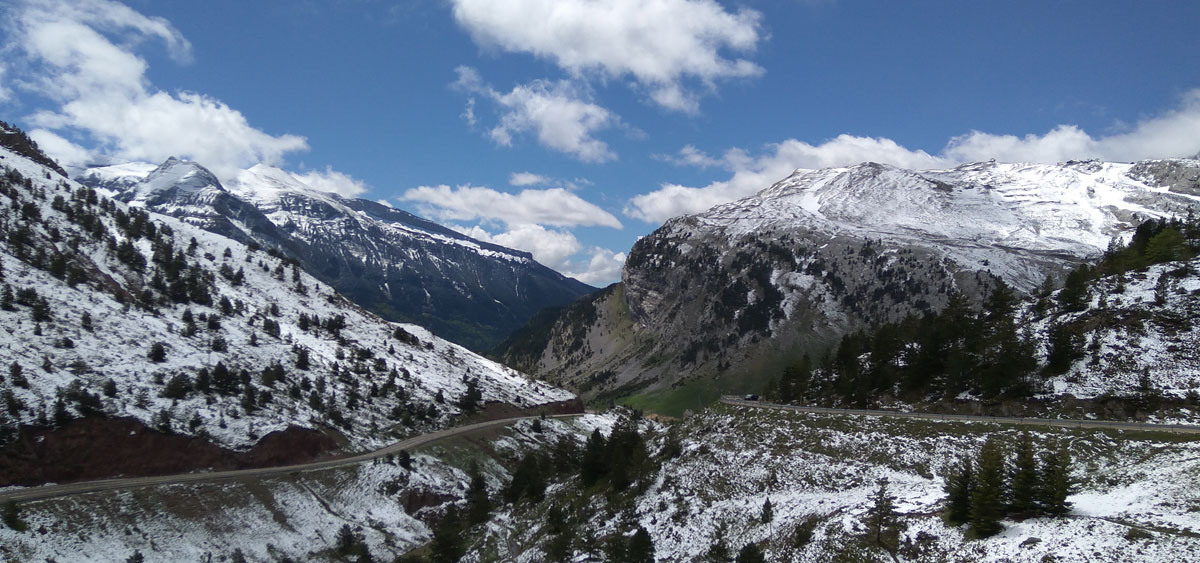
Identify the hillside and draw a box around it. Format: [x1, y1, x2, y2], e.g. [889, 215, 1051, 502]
[497, 158, 1200, 411]
[0, 132, 577, 487]
[78, 159, 595, 351]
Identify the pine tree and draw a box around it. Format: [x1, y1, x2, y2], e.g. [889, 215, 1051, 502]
[1009, 433, 1039, 514]
[705, 526, 733, 562]
[735, 543, 765, 563]
[1058, 264, 1092, 312]
[430, 505, 466, 563]
[864, 478, 903, 552]
[580, 428, 608, 486]
[626, 526, 655, 563]
[1038, 441, 1075, 516]
[9, 362, 28, 388]
[466, 462, 491, 526]
[147, 342, 166, 363]
[760, 497, 773, 524]
[969, 437, 1006, 537]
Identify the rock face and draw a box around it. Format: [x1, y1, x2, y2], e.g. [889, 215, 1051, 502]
[499, 158, 1200, 402]
[78, 159, 595, 350]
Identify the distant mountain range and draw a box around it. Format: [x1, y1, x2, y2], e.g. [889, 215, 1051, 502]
[77, 158, 595, 350]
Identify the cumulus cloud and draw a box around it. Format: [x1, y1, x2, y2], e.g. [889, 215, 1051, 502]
[463, 223, 625, 285]
[450, 0, 763, 113]
[291, 166, 369, 198]
[945, 90, 1200, 164]
[561, 247, 627, 286]
[455, 67, 621, 162]
[510, 171, 552, 186]
[469, 224, 583, 270]
[630, 90, 1200, 223]
[3, 0, 308, 179]
[403, 184, 623, 229]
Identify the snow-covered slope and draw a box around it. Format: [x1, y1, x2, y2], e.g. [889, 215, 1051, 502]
[0, 142, 575, 462]
[78, 159, 595, 350]
[501, 158, 1200, 404]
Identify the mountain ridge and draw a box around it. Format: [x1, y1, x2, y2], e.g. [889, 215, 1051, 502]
[77, 158, 596, 350]
[499, 157, 1200, 410]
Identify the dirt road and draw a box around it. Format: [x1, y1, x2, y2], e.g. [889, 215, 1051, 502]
[0, 413, 582, 504]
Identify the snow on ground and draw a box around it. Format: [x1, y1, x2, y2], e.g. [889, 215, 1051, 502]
[509, 405, 1200, 562]
[0, 144, 573, 458]
[0, 412, 613, 562]
[1034, 258, 1200, 403]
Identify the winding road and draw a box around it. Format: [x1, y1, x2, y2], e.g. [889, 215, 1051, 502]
[0, 413, 583, 504]
[720, 396, 1200, 434]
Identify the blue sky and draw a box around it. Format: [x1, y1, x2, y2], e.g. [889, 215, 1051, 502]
[3, 0, 1200, 284]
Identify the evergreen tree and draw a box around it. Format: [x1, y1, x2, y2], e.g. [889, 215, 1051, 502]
[864, 478, 903, 552]
[626, 526, 655, 563]
[147, 342, 166, 363]
[704, 526, 733, 562]
[969, 437, 1006, 537]
[760, 497, 773, 524]
[734, 542, 765, 563]
[1058, 265, 1092, 312]
[466, 462, 491, 526]
[125, 550, 145, 563]
[9, 362, 28, 388]
[1045, 323, 1083, 376]
[580, 428, 608, 486]
[1038, 441, 1075, 516]
[430, 506, 466, 563]
[458, 378, 482, 412]
[1009, 433, 1039, 514]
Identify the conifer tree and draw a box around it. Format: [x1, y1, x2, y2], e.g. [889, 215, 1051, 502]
[943, 453, 974, 525]
[466, 462, 491, 526]
[735, 543, 765, 563]
[430, 505, 465, 563]
[580, 428, 608, 486]
[147, 342, 166, 363]
[705, 525, 733, 563]
[761, 498, 773, 524]
[626, 526, 655, 563]
[864, 478, 903, 552]
[1009, 433, 1039, 514]
[1058, 264, 1092, 312]
[969, 437, 1006, 537]
[1038, 441, 1074, 516]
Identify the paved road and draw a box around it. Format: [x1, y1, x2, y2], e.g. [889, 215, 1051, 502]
[720, 397, 1200, 434]
[0, 413, 583, 504]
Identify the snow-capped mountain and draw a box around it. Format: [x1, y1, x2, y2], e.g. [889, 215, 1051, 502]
[78, 159, 595, 351]
[499, 158, 1200, 403]
[0, 132, 577, 487]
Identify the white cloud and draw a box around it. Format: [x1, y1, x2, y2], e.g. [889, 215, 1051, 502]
[630, 89, 1200, 224]
[4, 0, 308, 179]
[945, 89, 1200, 164]
[27, 128, 92, 168]
[0, 62, 11, 103]
[291, 166, 369, 198]
[450, 0, 764, 113]
[562, 248, 627, 286]
[463, 224, 625, 285]
[455, 67, 621, 163]
[469, 224, 583, 270]
[510, 171, 552, 186]
[403, 184, 623, 229]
